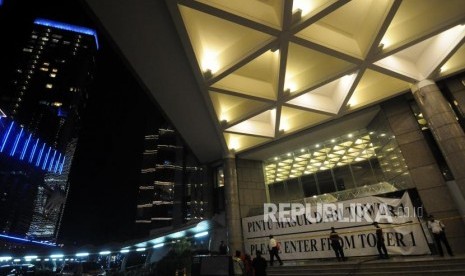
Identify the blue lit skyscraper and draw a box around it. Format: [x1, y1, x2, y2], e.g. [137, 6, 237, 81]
[0, 18, 97, 249]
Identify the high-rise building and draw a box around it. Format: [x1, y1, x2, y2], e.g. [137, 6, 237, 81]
[5, 18, 97, 151]
[136, 125, 210, 235]
[0, 18, 97, 247]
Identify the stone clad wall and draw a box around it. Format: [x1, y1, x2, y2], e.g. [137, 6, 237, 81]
[382, 97, 465, 254]
[236, 159, 268, 219]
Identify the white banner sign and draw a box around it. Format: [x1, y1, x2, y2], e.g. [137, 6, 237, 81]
[242, 192, 430, 259]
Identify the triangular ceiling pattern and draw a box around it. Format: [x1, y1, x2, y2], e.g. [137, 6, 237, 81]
[178, 5, 274, 75]
[381, 0, 465, 51]
[208, 91, 271, 124]
[285, 42, 356, 94]
[279, 106, 331, 134]
[375, 25, 465, 81]
[224, 133, 271, 152]
[296, 0, 394, 59]
[225, 109, 276, 138]
[348, 69, 410, 110]
[196, 0, 284, 29]
[211, 50, 280, 100]
[166, 0, 465, 155]
[286, 72, 358, 114]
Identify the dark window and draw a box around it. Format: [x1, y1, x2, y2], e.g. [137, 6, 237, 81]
[332, 165, 355, 191]
[301, 174, 318, 197]
[286, 178, 302, 200]
[316, 170, 336, 194]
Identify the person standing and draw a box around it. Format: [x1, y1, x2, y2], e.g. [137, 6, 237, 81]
[243, 253, 253, 276]
[268, 235, 283, 266]
[373, 222, 389, 259]
[252, 250, 267, 276]
[427, 215, 454, 257]
[233, 250, 245, 276]
[329, 227, 346, 262]
[219, 240, 228, 255]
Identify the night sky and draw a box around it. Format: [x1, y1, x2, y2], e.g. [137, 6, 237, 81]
[0, 0, 162, 246]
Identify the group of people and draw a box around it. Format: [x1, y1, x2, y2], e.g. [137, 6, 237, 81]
[329, 215, 453, 261]
[328, 222, 389, 262]
[220, 235, 282, 276]
[232, 249, 267, 276]
[220, 214, 453, 275]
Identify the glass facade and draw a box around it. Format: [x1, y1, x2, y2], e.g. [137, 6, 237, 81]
[265, 111, 413, 203]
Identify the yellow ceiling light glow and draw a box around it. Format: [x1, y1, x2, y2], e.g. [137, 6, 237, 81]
[440, 42, 465, 78]
[375, 25, 465, 81]
[212, 50, 280, 100]
[229, 137, 239, 150]
[201, 50, 220, 73]
[219, 113, 229, 122]
[226, 110, 276, 137]
[287, 72, 357, 114]
[379, 37, 392, 49]
[292, 0, 312, 17]
[224, 133, 271, 152]
[292, 0, 345, 19]
[340, 73, 357, 88]
[285, 81, 297, 93]
[196, 0, 284, 29]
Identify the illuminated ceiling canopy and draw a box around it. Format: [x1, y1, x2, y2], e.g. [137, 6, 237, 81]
[167, 0, 465, 153]
[264, 131, 377, 184]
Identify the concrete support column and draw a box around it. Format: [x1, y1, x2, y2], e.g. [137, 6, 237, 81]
[223, 154, 243, 253]
[411, 80, 465, 221]
[236, 159, 268, 218]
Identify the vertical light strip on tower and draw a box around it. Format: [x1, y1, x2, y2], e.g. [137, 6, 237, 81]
[36, 143, 46, 166]
[0, 121, 14, 152]
[21, 133, 32, 160]
[48, 150, 57, 171]
[10, 128, 23, 156]
[29, 138, 39, 163]
[42, 146, 51, 170]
